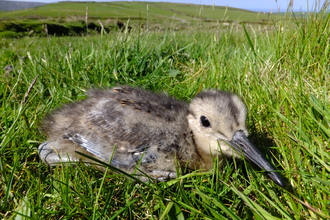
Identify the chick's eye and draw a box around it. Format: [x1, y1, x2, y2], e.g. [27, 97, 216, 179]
[200, 116, 211, 127]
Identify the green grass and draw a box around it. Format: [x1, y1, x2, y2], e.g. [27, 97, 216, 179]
[0, 1, 272, 23]
[0, 1, 281, 39]
[1, 7, 330, 220]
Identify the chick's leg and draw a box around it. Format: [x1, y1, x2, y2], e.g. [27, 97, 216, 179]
[38, 140, 79, 166]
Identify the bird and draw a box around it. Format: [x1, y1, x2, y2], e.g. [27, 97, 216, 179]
[38, 86, 285, 187]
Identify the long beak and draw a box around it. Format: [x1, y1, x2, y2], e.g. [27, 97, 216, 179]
[228, 130, 285, 188]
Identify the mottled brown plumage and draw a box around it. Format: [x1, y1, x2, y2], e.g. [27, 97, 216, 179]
[39, 86, 284, 187]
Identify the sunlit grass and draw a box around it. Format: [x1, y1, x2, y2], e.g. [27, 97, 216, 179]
[0, 1, 271, 22]
[1, 8, 329, 219]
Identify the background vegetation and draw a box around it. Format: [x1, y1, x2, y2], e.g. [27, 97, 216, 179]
[0, 1, 278, 38]
[0, 1, 271, 21]
[1, 1, 330, 219]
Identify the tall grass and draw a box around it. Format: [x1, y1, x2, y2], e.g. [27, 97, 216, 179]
[1, 9, 329, 220]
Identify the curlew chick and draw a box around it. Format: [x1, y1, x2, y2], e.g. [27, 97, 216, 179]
[39, 86, 284, 187]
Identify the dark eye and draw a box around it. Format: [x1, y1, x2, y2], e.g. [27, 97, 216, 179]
[200, 116, 211, 127]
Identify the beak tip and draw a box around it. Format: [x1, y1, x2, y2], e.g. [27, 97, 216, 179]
[230, 131, 286, 188]
[269, 172, 286, 188]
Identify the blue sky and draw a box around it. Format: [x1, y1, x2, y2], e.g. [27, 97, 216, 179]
[6, 0, 327, 12]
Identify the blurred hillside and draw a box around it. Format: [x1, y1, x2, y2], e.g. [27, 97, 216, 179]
[0, 1, 48, 11]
